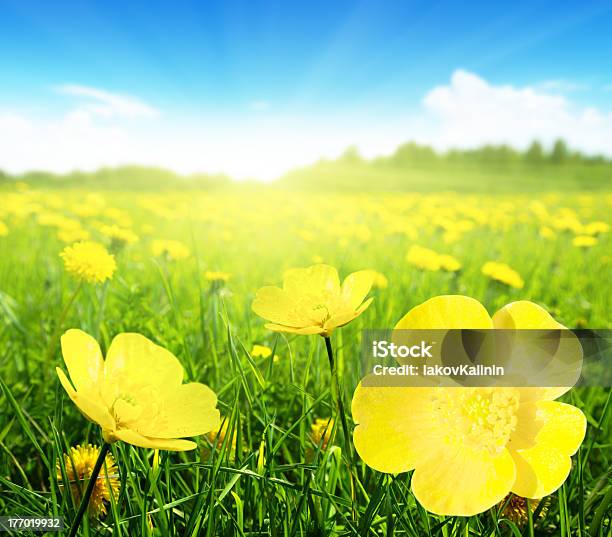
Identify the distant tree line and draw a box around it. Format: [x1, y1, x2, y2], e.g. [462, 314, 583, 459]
[0, 139, 610, 189]
[337, 139, 610, 168]
[0, 165, 232, 189]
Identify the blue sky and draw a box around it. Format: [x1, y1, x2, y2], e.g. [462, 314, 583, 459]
[1, 0, 612, 178]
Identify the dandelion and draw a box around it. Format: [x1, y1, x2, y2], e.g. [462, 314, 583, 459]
[498, 494, 546, 526]
[0, 220, 8, 236]
[251, 344, 280, 363]
[58, 227, 91, 244]
[437, 254, 461, 272]
[151, 239, 190, 260]
[204, 270, 231, 283]
[482, 261, 524, 289]
[310, 417, 334, 450]
[46, 241, 115, 367]
[252, 264, 373, 337]
[406, 246, 461, 272]
[57, 444, 120, 518]
[572, 235, 597, 248]
[406, 245, 441, 271]
[39, 213, 81, 231]
[100, 224, 138, 248]
[205, 416, 237, 453]
[60, 241, 116, 284]
[539, 226, 556, 240]
[368, 270, 388, 289]
[582, 221, 609, 236]
[251, 344, 272, 358]
[352, 296, 586, 516]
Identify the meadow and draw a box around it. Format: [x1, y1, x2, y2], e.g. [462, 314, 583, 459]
[0, 182, 610, 536]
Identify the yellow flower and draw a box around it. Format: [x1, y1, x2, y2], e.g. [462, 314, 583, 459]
[204, 270, 231, 282]
[251, 344, 272, 358]
[298, 229, 315, 242]
[437, 254, 461, 272]
[0, 220, 8, 236]
[151, 239, 190, 260]
[539, 226, 556, 240]
[406, 245, 441, 271]
[57, 444, 120, 518]
[406, 246, 461, 272]
[368, 270, 388, 289]
[205, 416, 237, 452]
[572, 235, 597, 248]
[56, 330, 220, 451]
[582, 221, 609, 236]
[482, 261, 524, 289]
[58, 227, 91, 244]
[60, 241, 116, 284]
[252, 264, 373, 336]
[352, 296, 586, 516]
[498, 494, 545, 526]
[100, 224, 139, 246]
[310, 417, 334, 450]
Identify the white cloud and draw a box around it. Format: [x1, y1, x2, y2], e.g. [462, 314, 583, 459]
[55, 84, 159, 119]
[419, 70, 612, 154]
[1, 73, 611, 181]
[536, 79, 589, 93]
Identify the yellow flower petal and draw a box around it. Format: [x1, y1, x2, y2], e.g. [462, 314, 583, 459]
[510, 401, 586, 454]
[494, 302, 581, 402]
[56, 367, 115, 432]
[252, 287, 301, 325]
[114, 429, 197, 451]
[324, 312, 358, 331]
[60, 329, 104, 393]
[252, 265, 372, 335]
[352, 384, 436, 473]
[395, 295, 493, 329]
[104, 333, 184, 397]
[263, 323, 324, 335]
[411, 445, 516, 516]
[132, 383, 221, 439]
[492, 301, 562, 329]
[325, 296, 374, 330]
[510, 445, 572, 498]
[518, 387, 572, 403]
[340, 270, 373, 310]
[283, 264, 340, 297]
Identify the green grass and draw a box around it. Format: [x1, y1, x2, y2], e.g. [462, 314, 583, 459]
[0, 186, 610, 536]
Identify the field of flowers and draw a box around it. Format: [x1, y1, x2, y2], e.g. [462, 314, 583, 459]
[0, 183, 610, 536]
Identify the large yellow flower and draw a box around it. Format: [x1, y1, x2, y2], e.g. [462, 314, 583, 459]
[252, 264, 373, 336]
[352, 296, 586, 516]
[57, 330, 220, 451]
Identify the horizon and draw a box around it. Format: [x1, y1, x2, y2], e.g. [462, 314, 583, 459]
[1, 1, 612, 181]
[3, 137, 607, 184]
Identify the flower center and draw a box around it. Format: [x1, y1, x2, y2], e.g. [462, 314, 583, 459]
[111, 393, 142, 426]
[432, 388, 519, 454]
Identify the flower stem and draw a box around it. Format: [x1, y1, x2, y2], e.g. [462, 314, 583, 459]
[67, 442, 110, 537]
[323, 336, 352, 456]
[324, 335, 357, 518]
[44, 281, 83, 366]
